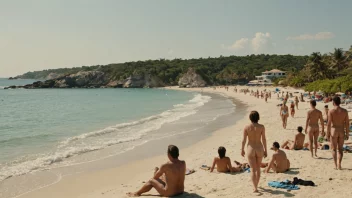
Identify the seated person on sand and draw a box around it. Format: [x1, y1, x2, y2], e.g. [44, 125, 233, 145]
[265, 142, 290, 173]
[281, 126, 305, 150]
[210, 146, 242, 173]
[127, 145, 185, 197]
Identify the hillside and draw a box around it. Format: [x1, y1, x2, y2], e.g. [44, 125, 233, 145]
[15, 54, 308, 86]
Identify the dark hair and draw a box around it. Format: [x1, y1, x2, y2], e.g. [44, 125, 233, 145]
[310, 100, 316, 107]
[324, 105, 328, 108]
[249, 111, 260, 123]
[297, 126, 303, 133]
[273, 142, 280, 149]
[168, 145, 179, 159]
[218, 146, 226, 159]
[333, 96, 341, 106]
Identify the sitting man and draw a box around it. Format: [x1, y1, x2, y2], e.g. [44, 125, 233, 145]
[265, 142, 290, 173]
[210, 146, 242, 173]
[127, 145, 186, 197]
[281, 126, 306, 150]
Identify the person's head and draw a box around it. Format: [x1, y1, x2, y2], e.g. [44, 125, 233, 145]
[297, 126, 303, 133]
[324, 105, 328, 109]
[167, 145, 179, 160]
[332, 96, 341, 106]
[283, 100, 287, 105]
[218, 146, 226, 159]
[272, 142, 280, 151]
[249, 111, 260, 123]
[310, 100, 316, 108]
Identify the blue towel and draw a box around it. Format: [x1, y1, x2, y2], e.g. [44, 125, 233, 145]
[343, 145, 351, 151]
[303, 148, 309, 151]
[268, 180, 300, 190]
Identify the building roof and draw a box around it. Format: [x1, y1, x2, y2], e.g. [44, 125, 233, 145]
[262, 69, 285, 74]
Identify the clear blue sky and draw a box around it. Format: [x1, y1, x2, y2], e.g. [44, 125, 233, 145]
[1, 0, 352, 77]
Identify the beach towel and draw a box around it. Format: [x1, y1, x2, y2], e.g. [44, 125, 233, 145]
[292, 177, 315, 186]
[244, 167, 250, 173]
[268, 180, 300, 190]
[322, 145, 330, 150]
[303, 148, 309, 151]
[343, 145, 351, 152]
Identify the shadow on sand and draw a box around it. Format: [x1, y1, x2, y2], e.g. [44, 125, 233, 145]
[259, 187, 295, 197]
[142, 192, 205, 198]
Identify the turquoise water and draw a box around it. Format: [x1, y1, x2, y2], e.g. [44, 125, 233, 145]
[0, 79, 202, 180]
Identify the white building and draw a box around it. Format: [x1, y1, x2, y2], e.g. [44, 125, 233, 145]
[248, 69, 286, 85]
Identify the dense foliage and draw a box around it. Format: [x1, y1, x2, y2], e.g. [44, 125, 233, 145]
[18, 55, 308, 85]
[281, 46, 352, 92]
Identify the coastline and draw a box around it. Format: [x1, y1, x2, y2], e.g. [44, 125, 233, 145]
[6, 86, 352, 198]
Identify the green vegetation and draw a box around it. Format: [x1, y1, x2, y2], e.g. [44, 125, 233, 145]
[17, 45, 352, 91]
[18, 55, 308, 85]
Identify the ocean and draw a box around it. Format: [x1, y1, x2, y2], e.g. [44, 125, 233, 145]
[0, 78, 238, 197]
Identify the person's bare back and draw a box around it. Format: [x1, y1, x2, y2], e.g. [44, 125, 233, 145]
[305, 101, 324, 157]
[266, 142, 290, 173]
[307, 109, 323, 128]
[329, 107, 348, 137]
[245, 123, 265, 158]
[161, 160, 186, 196]
[294, 133, 305, 149]
[127, 145, 186, 197]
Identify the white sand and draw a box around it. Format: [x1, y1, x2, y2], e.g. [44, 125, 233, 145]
[18, 86, 352, 198]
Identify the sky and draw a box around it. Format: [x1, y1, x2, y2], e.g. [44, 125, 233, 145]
[1, 0, 352, 77]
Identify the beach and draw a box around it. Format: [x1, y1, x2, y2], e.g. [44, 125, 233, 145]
[8, 86, 352, 198]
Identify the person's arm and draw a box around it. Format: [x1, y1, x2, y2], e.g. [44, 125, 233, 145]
[153, 164, 165, 180]
[320, 112, 325, 136]
[327, 110, 332, 140]
[210, 158, 216, 172]
[227, 158, 233, 173]
[291, 135, 298, 150]
[305, 111, 310, 134]
[345, 112, 350, 140]
[265, 155, 275, 173]
[262, 126, 267, 158]
[241, 128, 248, 157]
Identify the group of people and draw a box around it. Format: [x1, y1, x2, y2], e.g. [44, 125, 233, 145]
[127, 88, 350, 197]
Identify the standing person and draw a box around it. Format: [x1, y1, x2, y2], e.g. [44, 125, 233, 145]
[241, 111, 267, 193]
[305, 100, 324, 158]
[295, 96, 299, 110]
[290, 101, 295, 117]
[327, 97, 350, 170]
[300, 93, 304, 102]
[280, 100, 289, 129]
[265, 93, 268, 103]
[127, 145, 185, 197]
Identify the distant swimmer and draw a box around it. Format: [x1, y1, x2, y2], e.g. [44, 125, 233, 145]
[327, 97, 350, 170]
[281, 126, 305, 150]
[127, 145, 185, 197]
[210, 147, 242, 173]
[305, 100, 324, 158]
[265, 142, 290, 173]
[280, 100, 289, 129]
[241, 111, 267, 193]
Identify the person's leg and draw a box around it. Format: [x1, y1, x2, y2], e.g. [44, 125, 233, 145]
[255, 156, 263, 191]
[330, 136, 338, 169]
[247, 155, 258, 192]
[313, 129, 319, 157]
[337, 136, 344, 170]
[127, 181, 155, 197]
[149, 179, 167, 196]
[281, 116, 285, 128]
[308, 129, 314, 157]
[281, 140, 290, 148]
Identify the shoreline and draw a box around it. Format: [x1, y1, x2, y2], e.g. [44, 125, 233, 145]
[5, 86, 352, 198]
[1, 91, 243, 198]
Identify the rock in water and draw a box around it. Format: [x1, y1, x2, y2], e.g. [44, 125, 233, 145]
[178, 68, 206, 88]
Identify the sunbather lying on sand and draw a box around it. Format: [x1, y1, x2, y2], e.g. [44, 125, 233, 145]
[210, 146, 242, 173]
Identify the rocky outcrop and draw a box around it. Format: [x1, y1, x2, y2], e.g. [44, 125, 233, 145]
[5, 71, 164, 89]
[45, 73, 61, 80]
[178, 68, 207, 88]
[8, 77, 19, 80]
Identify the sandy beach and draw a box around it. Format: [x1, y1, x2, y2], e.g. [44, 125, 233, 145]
[15, 86, 352, 198]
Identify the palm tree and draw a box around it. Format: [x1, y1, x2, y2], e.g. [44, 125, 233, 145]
[305, 52, 329, 81]
[329, 48, 346, 71]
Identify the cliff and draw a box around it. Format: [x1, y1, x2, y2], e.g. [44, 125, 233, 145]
[178, 68, 207, 88]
